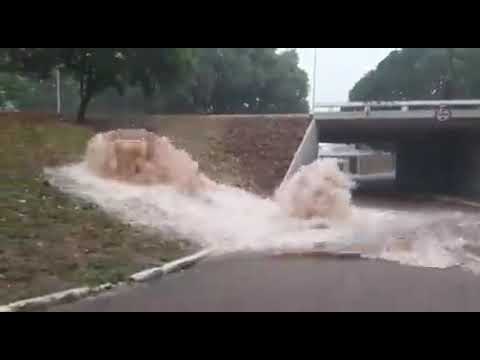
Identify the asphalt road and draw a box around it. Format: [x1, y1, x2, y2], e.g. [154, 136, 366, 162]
[48, 176, 480, 312]
[49, 254, 480, 312]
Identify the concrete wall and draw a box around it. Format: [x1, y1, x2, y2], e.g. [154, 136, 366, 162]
[396, 136, 480, 198]
[358, 153, 395, 175]
[282, 118, 396, 184]
[282, 118, 318, 183]
[283, 116, 480, 200]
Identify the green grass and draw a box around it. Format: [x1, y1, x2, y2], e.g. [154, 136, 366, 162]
[0, 114, 195, 304]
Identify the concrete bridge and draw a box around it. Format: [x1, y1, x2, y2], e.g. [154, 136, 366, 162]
[285, 100, 480, 198]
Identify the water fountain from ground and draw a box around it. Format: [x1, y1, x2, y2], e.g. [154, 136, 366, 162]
[85, 129, 216, 195]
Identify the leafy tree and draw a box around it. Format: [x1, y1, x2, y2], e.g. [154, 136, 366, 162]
[1, 48, 195, 122]
[0, 48, 309, 117]
[127, 48, 196, 113]
[349, 48, 480, 101]
[0, 72, 78, 111]
[162, 48, 309, 114]
[257, 49, 309, 113]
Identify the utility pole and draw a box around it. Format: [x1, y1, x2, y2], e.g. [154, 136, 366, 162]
[56, 68, 62, 115]
[311, 48, 318, 113]
[444, 48, 455, 100]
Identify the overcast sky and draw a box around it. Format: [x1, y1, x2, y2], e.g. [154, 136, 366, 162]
[294, 48, 396, 104]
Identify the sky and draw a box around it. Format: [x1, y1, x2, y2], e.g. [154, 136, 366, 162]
[294, 48, 396, 104]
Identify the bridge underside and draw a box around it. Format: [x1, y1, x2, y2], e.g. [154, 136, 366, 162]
[314, 117, 480, 198]
[316, 117, 480, 143]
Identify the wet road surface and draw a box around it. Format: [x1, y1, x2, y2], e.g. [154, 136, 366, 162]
[49, 254, 480, 312]
[49, 176, 480, 312]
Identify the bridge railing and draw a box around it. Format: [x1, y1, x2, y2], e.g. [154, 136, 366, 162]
[313, 100, 480, 120]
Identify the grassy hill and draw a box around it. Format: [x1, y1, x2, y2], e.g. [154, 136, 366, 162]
[0, 113, 193, 304]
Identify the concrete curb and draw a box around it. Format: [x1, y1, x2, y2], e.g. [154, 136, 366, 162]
[2, 283, 115, 312]
[1, 248, 212, 312]
[129, 249, 212, 282]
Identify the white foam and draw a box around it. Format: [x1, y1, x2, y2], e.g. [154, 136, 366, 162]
[45, 162, 480, 273]
[45, 163, 360, 254]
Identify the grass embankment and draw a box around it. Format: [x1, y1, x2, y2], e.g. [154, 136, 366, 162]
[0, 113, 193, 304]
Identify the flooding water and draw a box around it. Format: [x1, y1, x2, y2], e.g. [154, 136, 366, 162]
[44, 129, 480, 274]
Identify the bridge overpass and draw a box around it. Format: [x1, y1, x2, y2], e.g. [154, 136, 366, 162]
[285, 100, 480, 198]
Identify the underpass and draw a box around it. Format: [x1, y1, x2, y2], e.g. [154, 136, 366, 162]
[286, 100, 480, 198]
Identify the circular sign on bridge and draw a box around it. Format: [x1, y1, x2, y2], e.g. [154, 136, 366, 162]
[435, 105, 452, 122]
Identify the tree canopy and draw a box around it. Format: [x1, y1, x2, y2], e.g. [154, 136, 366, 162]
[149, 48, 309, 114]
[349, 48, 480, 101]
[0, 48, 195, 122]
[0, 48, 310, 120]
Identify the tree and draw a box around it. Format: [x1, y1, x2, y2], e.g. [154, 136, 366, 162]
[127, 48, 196, 113]
[0, 48, 309, 117]
[1, 48, 195, 122]
[159, 48, 309, 114]
[349, 48, 480, 101]
[257, 49, 309, 113]
[0, 73, 28, 109]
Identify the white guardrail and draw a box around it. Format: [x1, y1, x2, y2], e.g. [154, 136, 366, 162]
[313, 100, 480, 121]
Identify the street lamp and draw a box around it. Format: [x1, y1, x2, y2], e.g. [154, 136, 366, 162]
[445, 48, 455, 100]
[311, 48, 318, 113]
[56, 68, 62, 115]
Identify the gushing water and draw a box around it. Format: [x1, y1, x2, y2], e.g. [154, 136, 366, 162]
[85, 129, 216, 194]
[44, 129, 480, 273]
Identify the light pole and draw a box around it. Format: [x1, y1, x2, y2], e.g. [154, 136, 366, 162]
[56, 68, 62, 115]
[311, 48, 318, 113]
[445, 48, 455, 99]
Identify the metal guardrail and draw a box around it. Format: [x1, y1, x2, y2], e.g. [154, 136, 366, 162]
[314, 100, 480, 112]
[313, 100, 480, 121]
